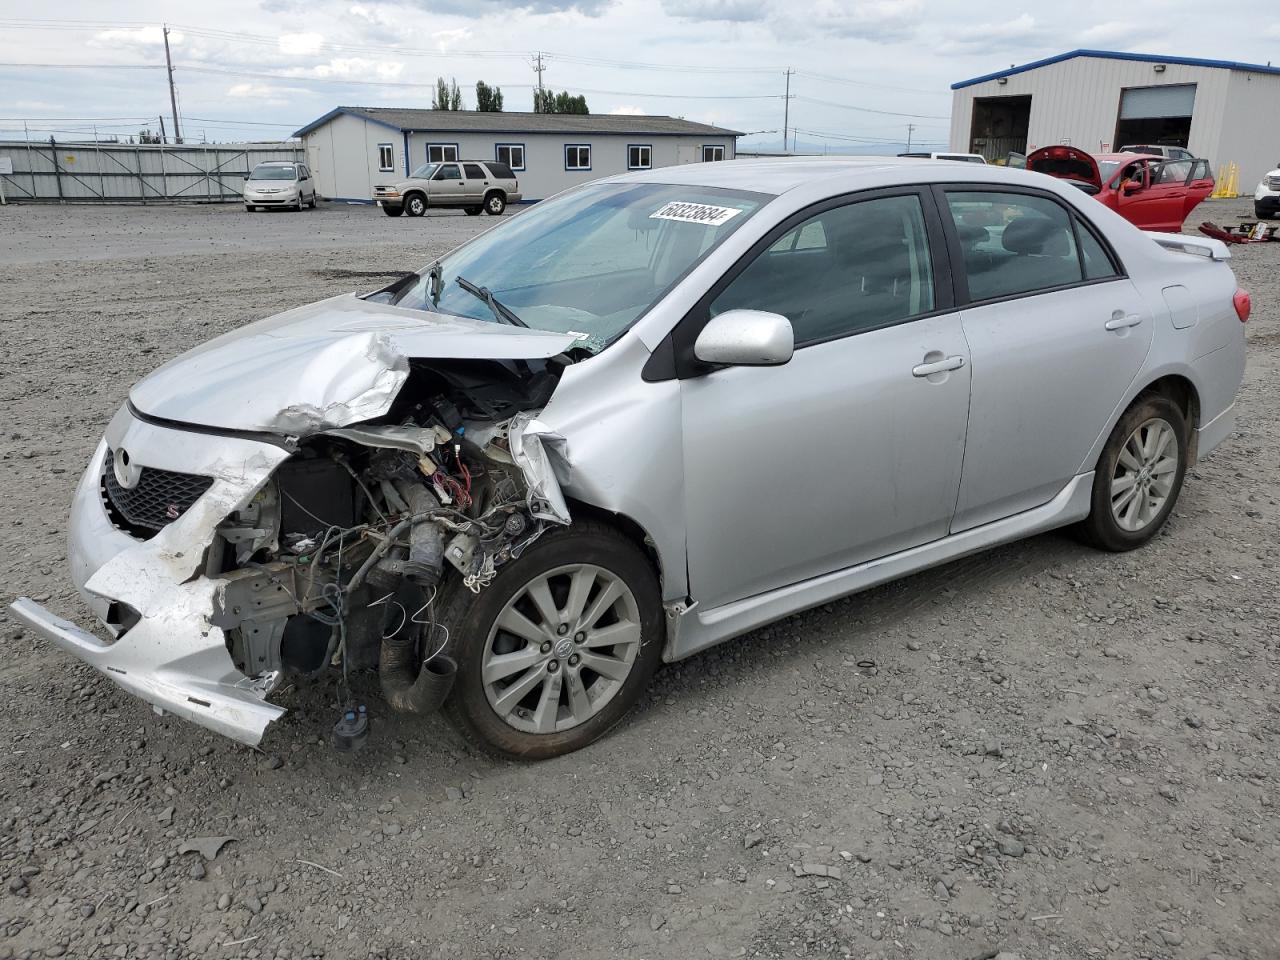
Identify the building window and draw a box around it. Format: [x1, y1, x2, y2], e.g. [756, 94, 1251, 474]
[376, 143, 394, 172]
[702, 144, 726, 162]
[427, 143, 459, 163]
[565, 144, 591, 171]
[627, 144, 652, 170]
[495, 143, 525, 171]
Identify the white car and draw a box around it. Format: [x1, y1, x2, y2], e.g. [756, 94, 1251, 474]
[1255, 164, 1280, 219]
[898, 151, 987, 163]
[243, 161, 317, 212]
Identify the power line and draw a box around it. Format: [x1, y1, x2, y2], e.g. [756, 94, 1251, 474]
[793, 95, 950, 120]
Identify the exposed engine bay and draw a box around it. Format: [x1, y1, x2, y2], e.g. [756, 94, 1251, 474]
[198, 355, 573, 734]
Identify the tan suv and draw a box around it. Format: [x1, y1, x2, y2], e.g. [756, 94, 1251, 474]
[374, 160, 521, 217]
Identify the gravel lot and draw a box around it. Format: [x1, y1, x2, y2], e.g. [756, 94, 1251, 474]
[2, 197, 1278, 960]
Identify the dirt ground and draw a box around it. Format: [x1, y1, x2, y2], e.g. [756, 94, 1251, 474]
[1, 196, 1277, 960]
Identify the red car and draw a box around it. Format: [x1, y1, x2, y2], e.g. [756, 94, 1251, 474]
[1026, 146, 1215, 232]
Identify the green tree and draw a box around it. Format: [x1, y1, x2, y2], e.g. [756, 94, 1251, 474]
[533, 89, 589, 114]
[137, 128, 162, 144]
[475, 81, 504, 112]
[432, 76, 463, 111]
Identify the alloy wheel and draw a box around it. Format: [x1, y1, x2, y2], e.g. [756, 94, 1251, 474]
[481, 563, 642, 734]
[1110, 417, 1179, 532]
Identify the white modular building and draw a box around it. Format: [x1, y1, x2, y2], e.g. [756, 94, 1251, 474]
[294, 107, 741, 204]
[950, 50, 1280, 186]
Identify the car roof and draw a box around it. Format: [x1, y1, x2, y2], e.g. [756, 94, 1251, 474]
[1095, 152, 1163, 162]
[603, 156, 1053, 196]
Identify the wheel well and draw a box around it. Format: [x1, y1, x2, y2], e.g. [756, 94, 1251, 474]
[403, 190, 425, 202]
[485, 189, 506, 200]
[563, 498, 663, 585]
[1137, 374, 1200, 457]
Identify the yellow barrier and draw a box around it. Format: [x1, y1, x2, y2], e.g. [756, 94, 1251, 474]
[1211, 162, 1239, 199]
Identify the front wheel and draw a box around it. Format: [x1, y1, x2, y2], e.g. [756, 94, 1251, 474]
[484, 192, 507, 215]
[244, 205, 256, 213]
[382, 205, 403, 217]
[405, 194, 427, 217]
[440, 521, 663, 759]
[1256, 205, 1273, 221]
[1078, 394, 1188, 551]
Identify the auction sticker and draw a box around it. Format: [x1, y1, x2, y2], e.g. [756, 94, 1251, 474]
[650, 201, 742, 226]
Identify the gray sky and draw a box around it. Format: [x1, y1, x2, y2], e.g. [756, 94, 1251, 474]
[1, 1, 1275, 151]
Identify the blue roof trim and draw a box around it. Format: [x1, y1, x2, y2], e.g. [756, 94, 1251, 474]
[293, 107, 404, 138]
[952, 49, 1280, 89]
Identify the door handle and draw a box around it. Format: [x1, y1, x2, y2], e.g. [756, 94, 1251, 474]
[912, 355, 966, 378]
[1105, 312, 1143, 331]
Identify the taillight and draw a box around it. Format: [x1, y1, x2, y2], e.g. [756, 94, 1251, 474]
[1233, 289, 1252, 323]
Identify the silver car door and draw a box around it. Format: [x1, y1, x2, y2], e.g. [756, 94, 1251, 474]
[431, 164, 464, 204]
[939, 187, 1155, 532]
[462, 163, 488, 203]
[676, 190, 972, 610]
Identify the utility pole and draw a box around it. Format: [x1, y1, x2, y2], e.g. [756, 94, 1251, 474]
[163, 24, 182, 144]
[531, 51, 546, 109]
[782, 68, 793, 154]
[906, 123, 915, 152]
[158, 115, 167, 144]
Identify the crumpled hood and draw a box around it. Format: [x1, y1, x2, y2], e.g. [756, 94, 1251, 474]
[129, 293, 578, 435]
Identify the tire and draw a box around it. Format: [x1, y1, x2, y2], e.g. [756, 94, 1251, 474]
[484, 191, 506, 216]
[1077, 393, 1188, 551]
[295, 195, 304, 212]
[440, 520, 663, 759]
[382, 205, 403, 217]
[464, 206, 482, 216]
[405, 193, 427, 217]
[308, 194, 317, 209]
[244, 205, 255, 212]
[1256, 205, 1273, 221]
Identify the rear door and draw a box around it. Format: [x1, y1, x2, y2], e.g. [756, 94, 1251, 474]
[1146, 159, 1195, 230]
[940, 186, 1155, 531]
[462, 163, 489, 203]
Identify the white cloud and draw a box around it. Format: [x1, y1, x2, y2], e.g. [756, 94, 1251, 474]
[1078, 21, 1150, 47]
[935, 12, 1048, 54]
[610, 105, 646, 115]
[431, 27, 472, 52]
[661, 0, 770, 22]
[813, 0, 922, 42]
[278, 32, 326, 56]
[89, 26, 177, 48]
[302, 57, 405, 81]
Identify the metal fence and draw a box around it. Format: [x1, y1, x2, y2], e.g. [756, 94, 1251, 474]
[0, 139, 303, 203]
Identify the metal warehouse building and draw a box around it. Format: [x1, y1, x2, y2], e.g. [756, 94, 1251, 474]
[295, 107, 741, 204]
[950, 50, 1280, 186]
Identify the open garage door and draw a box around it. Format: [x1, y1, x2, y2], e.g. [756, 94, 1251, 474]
[969, 95, 1030, 162]
[1115, 84, 1195, 149]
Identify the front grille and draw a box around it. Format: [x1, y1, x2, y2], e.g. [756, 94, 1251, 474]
[101, 449, 214, 539]
[1267, 176, 1280, 191]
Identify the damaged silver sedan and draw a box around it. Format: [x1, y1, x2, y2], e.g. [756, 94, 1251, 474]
[13, 159, 1246, 758]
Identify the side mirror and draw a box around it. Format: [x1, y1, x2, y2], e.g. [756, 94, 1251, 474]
[694, 310, 794, 367]
[1121, 179, 1143, 195]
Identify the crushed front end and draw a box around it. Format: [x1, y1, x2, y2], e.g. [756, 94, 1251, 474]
[12, 354, 572, 747]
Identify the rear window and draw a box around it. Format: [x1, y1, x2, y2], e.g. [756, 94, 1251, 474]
[485, 162, 515, 180]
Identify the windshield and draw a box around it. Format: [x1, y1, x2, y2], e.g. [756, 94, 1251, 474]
[410, 163, 440, 179]
[1099, 160, 1122, 182]
[390, 182, 767, 354]
[249, 165, 296, 181]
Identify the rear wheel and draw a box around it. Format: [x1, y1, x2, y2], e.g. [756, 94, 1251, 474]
[464, 205, 482, 216]
[441, 521, 663, 759]
[308, 194, 317, 209]
[1078, 394, 1188, 551]
[484, 191, 506, 215]
[382, 205, 403, 217]
[405, 194, 427, 217]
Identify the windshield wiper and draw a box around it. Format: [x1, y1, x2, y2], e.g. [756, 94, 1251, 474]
[454, 275, 528, 328]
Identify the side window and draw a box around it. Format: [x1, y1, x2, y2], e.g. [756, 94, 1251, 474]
[1075, 216, 1120, 281]
[463, 163, 486, 180]
[427, 144, 458, 163]
[711, 194, 935, 346]
[376, 144, 393, 172]
[494, 144, 525, 171]
[945, 191, 1083, 301]
[436, 164, 461, 180]
[1153, 160, 1192, 185]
